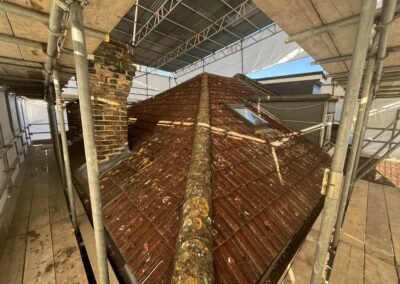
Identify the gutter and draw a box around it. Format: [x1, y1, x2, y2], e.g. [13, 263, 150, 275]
[245, 93, 338, 102]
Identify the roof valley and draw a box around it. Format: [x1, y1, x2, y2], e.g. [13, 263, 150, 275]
[171, 73, 214, 283]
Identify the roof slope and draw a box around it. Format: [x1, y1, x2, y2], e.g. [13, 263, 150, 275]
[74, 73, 330, 283]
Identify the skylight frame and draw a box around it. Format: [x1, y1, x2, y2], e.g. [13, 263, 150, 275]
[226, 103, 269, 132]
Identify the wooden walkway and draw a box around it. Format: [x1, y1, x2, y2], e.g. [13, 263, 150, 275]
[0, 145, 87, 283]
[281, 180, 400, 283]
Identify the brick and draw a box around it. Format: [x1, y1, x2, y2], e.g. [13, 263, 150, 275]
[88, 40, 135, 162]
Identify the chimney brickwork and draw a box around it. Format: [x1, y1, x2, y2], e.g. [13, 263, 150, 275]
[88, 40, 135, 162]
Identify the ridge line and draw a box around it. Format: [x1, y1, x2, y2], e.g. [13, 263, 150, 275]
[171, 73, 214, 283]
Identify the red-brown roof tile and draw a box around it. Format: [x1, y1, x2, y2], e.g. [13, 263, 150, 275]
[74, 73, 331, 283]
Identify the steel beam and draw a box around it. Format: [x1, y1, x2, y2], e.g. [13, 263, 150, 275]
[114, 28, 202, 62]
[310, 0, 377, 282]
[134, 0, 226, 48]
[122, 9, 215, 56]
[152, 0, 258, 70]
[119, 12, 213, 55]
[179, 2, 242, 40]
[134, 0, 183, 46]
[69, 1, 110, 283]
[218, 0, 260, 30]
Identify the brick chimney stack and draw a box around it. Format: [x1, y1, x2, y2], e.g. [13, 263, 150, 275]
[88, 40, 136, 162]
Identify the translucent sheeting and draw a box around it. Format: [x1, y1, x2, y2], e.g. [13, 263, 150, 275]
[177, 31, 306, 84]
[24, 98, 68, 141]
[361, 98, 400, 158]
[129, 30, 307, 102]
[130, 71, 177, 102]
[242, 31, 306, 74]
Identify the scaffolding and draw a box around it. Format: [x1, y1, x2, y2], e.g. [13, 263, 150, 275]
[1, 0, 400, 283]
[268, 0, 400, 282]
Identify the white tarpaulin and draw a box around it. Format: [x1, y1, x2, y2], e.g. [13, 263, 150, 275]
[130, 71, 177, 102]
[362, 98, 400, 159]
[23, 98, 68, 141]
[177, 30, 306, 83]
[335, 97, 400, 159]
[129, 28, 307, 102]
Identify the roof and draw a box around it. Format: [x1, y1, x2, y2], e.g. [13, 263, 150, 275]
[73, 73, 331, 283]
[360, 158, 400, 188]
[254, 72, 326, 96]
[258, 80, 322, 96]
[255, 71, 326, 82]
[252, 0, 400, 97]
[111, 0, 273, 72]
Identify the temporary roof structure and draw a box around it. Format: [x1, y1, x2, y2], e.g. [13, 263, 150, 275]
[111, 0, 273, 72]
[73, 73, 331, 282]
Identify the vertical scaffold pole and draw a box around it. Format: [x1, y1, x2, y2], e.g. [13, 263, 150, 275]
[47, 84, 66, 186]
[310, 0, 377, 282]
[332, 35, 379, 248]
[53, 69, 78, 231]
[350, 0, 398, 198]
[69, 1, 110, 283]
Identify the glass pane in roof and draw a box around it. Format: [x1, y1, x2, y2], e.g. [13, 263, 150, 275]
[229, 105, 268, 127]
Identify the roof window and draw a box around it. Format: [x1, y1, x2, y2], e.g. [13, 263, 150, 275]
[227, 104, 269, 128]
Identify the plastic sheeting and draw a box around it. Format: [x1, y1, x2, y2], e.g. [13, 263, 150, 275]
[362, 98, 400, 158]
[129, 29, 307, 102]
[23, 98, 68, 141]
[335, 97, 400, 158]
[177, 30, 306, 83]
[130, 71, 177, 102]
